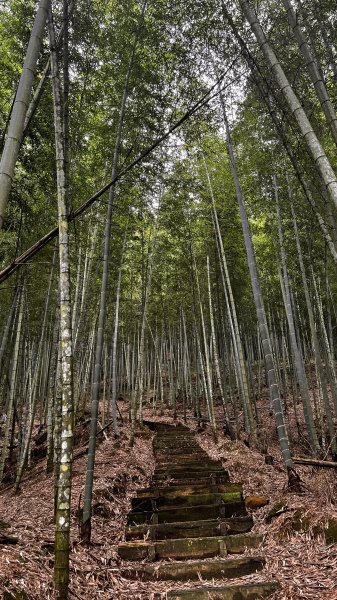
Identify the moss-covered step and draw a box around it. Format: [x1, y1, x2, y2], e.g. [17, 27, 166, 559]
[126, 516, 254, 541]
[154, 458, 210, 466]
[154, 461, 224, 472]
[154, 450, 204, 457]
[152, 582, 279, 599]
[154, 435, 198, 442]
[152, 470, 229, 481]
[151, 473, 230, 486]
[135, 482, 242, 500]
[118, 532, 262, 560]
[127, 500, 247, 524]
[122, 556, 265, 581]
[156, 432, 194, 435]
[154, 451, 209, 461]
[154, 444, 207, 451]
[131, 488, 243, 511]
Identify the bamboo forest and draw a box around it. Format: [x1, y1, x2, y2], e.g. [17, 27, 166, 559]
[1, 0, 337, 598]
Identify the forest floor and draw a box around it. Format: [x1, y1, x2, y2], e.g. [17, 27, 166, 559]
[1, 392, 337, 599]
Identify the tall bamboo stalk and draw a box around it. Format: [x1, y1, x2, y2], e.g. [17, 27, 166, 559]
[0, 0, 51, 229]
[221, 104, 293, 469]
[49, 9, 74, 597]
[82, 1, 148, 541]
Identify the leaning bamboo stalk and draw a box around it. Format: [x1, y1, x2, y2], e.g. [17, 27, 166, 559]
[239, 0, 337, 212]
[0, 0, 51, 229]
[281, 0, 337, 146]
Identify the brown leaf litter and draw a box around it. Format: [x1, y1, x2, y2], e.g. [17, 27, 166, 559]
[1, 398, 337, 599]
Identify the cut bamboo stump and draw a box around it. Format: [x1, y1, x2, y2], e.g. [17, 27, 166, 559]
[119, 422, 278, 598]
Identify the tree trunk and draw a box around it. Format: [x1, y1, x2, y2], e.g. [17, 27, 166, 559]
[221, 105, 293, 469]
[239, 0, 337, 212]
[281, 0, 337, 146]
[0, 0, 51, 229]
[82, 0, 147, 542]
[49, 8, 74, 598]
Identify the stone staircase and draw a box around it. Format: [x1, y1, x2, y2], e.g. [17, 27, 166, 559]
[118, 423, 278, 599]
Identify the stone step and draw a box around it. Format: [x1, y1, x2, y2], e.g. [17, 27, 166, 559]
[118, 532, 262, 561]
[121, 556, 265, 581]
[152, 582, 279, 599]
[127, 500, 247, 524]
[131, 489, 243, 512]
[135, 482, 242, 500]
[126, 516, 254, 541]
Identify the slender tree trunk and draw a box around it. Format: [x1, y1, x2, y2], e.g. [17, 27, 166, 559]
[274, 177, 320, 455]
[221, 3, 337, 268]
[110, 227, 128, 436]
[0, 286, 20, 379]
[131, 203, 160, 440]
[14, 248, 56, 491]
[0, 288, 24, 481]
[0, 0, 51, 229]
[221, 105, 293, 470]
[82, 0, 147, 542]
[205, 159, 256, 441]
[311, 0, 337, 82]
[281, 0, 337, 146]
[207, 255, 233, 437]
[239, 0, 337, 213]
[49, 9, 74, 598]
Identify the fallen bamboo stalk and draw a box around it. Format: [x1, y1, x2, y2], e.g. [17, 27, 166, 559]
[293, 457, 337, 468]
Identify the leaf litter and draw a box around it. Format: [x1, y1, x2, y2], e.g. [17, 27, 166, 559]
[1, 398, 337, 599]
